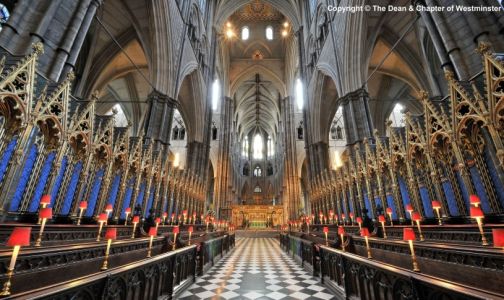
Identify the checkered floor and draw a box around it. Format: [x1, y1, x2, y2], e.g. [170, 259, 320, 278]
[179, 238, 335, 300]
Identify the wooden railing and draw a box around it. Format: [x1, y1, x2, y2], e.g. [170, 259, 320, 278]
[8, 233, 235, 299]
[280, 233, 503, 300]
[307, 223, 502, 246]
[280, 234, 319, 275]
[11, 245, 197, 300]
[198, 233, 235, 274]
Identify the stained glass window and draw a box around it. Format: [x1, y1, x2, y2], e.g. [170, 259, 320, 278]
[0, 4, 10, 32]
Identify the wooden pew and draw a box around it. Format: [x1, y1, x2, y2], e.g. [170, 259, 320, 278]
[0, 227, 233, 295]
[280, 233, 503, 300]
[7, 233, 235, 299]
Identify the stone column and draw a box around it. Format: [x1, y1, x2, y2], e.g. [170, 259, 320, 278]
[0, 0, 102, 82]
[213, 97, 233, 219]
[143, 90, 177, 158]
[340, 88, 374, 146]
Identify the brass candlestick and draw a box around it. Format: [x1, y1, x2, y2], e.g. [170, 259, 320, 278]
[415, 220, 425, 241]
[408, 240, 420, 272]
[96, 222, 104, 242]
[476, 218, 489, 246]
[35, 218, 47, 247]
[381, 222, 387, 239]
[77, 208, 84, 226]
[434, 208, 442, 225]
[147, 235, 154, 258]
[387, 213, 393, 226]
[408, 211, 414, 226]
[101, 239, 112, 270]
[131, 222, 137, 238]
[340, 234, 345, 251]
[364, 236, 372, 259]
[124, 212, 130, 226]
[172, 233, 177, 250]
[0, 246, 20, 296]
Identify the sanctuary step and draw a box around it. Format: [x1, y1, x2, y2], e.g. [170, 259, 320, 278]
[235, 229, 280, 238]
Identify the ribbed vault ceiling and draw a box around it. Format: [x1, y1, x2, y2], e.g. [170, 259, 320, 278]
[234, 73, 280, 140]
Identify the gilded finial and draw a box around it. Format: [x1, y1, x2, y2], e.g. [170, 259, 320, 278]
[32, 42, 44, 55]
[91, 90, 100, 102]
[444, 70, 455, 81]
[418, 90, 429, 102]
[0, 56, 5, 74]
[66, 71, 76, 82]
[476, 42, 491, 55]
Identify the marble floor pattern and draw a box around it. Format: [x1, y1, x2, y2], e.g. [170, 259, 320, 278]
[179, 238, 335, 300]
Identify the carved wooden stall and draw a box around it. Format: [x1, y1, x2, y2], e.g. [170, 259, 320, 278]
[307, 43, 504, 225]
[0, 43, 206, 224]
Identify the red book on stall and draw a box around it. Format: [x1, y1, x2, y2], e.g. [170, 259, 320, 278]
[492, 229, 504, 247]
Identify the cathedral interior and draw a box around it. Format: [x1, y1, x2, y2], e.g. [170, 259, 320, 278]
[0, 0, 502, 299]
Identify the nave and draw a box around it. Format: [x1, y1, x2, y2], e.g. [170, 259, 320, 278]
[179, 238, 334, 300]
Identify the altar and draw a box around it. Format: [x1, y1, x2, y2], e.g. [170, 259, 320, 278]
[231, 205, 284, 229]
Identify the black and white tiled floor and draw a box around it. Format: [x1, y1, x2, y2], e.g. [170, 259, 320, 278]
[179, 238, 335, 300]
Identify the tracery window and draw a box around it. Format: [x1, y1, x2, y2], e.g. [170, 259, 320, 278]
[388, 103, 406, 128]
[0, 4, 9, 31]
[266, 26, 273, 40]
[212, 125, 218, 140]
[309, 0, 317, 16]
[253, 166, 262, 177]
[243, 163, 250, 176]
[267, 135, 274, 157]
[242, 26, 250, 40]
[297, 124, 304, 140]
[199, 0, 206, 15]
[253, 133, 263, 159]
[105, 104, 128, 127]
[212, 79, 220, 111]
[267, 163, 273, 176]
[172, 126, 179, 140]
[296, 78, 304, 110]
[242, 136, 249, 157]
[330, 106, 345, 140]
[254, 185, 262, 192]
